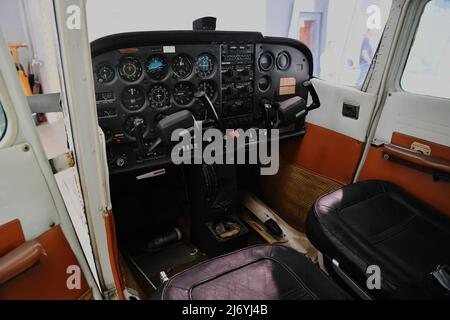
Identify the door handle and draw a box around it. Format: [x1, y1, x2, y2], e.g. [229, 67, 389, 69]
[382, 144, 450, 175]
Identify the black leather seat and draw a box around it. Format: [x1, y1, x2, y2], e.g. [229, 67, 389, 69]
[155, 245, 350, 300]
[306, 180, 450, 299]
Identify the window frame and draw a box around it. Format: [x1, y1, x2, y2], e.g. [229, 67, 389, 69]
[395, 0, 449, 99]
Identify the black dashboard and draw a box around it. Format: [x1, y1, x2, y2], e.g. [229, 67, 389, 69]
[91, 31, 313, 174]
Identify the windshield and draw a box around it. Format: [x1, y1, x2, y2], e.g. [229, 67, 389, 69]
[86, 0, 266, 41]
[87, 0, 392, 86]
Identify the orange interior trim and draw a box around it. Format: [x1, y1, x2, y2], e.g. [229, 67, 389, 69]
[0, 219, 25, 257]
[281, 123, 364, 184]
[359, 142, 450, 218]
[104, 209, 125, 300]
[391, 132, 450, 161]
[0, 225, 90, 300]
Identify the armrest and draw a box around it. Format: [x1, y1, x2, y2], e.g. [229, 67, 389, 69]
[382, 144, 450, 174]
[0, 240, 47, 285]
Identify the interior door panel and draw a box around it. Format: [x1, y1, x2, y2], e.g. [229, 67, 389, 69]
[0, 143, 59, 239]
[280, 123, 364, 184]
[0, 221, 91, 300]
[374, 92, 450, 146]
[309, 78, 378, 142]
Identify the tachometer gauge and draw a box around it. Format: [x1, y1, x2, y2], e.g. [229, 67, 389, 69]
[121, 86, 146, 111]
[173, 82, 194, 105]
[148, 84, 170, 108]
[145, 55, 169, 80]
[172, 54, 193, 79]
[198, 80, 216, 101]
[196, 54, 215, 78]
[118, 56, 143, 82]
[96, 64, 115, 83]
[124, 115, 148, 137]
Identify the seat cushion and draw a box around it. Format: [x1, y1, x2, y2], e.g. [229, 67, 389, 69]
[306, 180, 450, 299]
[155, 245, 349, 300]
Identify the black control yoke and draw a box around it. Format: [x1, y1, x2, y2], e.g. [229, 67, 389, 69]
[261, 80, 321, 129]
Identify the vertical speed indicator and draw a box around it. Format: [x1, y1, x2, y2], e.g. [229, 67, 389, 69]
[196, 54, 215, 78]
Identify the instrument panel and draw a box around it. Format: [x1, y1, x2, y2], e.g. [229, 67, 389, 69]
[91, 31, 312, 174]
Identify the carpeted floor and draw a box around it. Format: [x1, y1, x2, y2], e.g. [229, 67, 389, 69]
[260, 158, 343, 232]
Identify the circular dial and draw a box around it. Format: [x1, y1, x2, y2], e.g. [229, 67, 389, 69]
[172, 54, 193, 79]
[258, 52, 274, 71]
[148, 84, 170, 108]
[258, 76, 271, 92]
[173, 82, 194, 105]
[123, 115, 148, 137]
[118, 56, 143, 82]
[96, 64, 115, 83]
[276, 51, 291, 70]
[145, 55, 169, 80]
[196, 54, 215, 78]
[121, 86, 146, 111]
[198, 80, 216, 101]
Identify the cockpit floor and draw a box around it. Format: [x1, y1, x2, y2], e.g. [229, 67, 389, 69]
[132, 241, 203, 279]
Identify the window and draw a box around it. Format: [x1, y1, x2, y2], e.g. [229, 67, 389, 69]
[0, 101, 6, 141]
[87, 0, 392, 87]
[86, 0, 266, 41]
[284, 0, 392, 87]
[401, 0, 450, 99]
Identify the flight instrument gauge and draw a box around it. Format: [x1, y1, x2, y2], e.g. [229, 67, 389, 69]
[172, 54, 193, 79]
[198, 80, 216, 101]
[121, 86, 146, 111]
[96, 64, 115, 83]
[196, 54, 215, 78]
[145, 55, 169, 80]
[118, 56, 143, 82]
[173, 82, 194, 105]
[149, 84, 171, 108]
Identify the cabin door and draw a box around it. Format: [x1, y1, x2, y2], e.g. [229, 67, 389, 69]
[0, 27, 100, 299]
